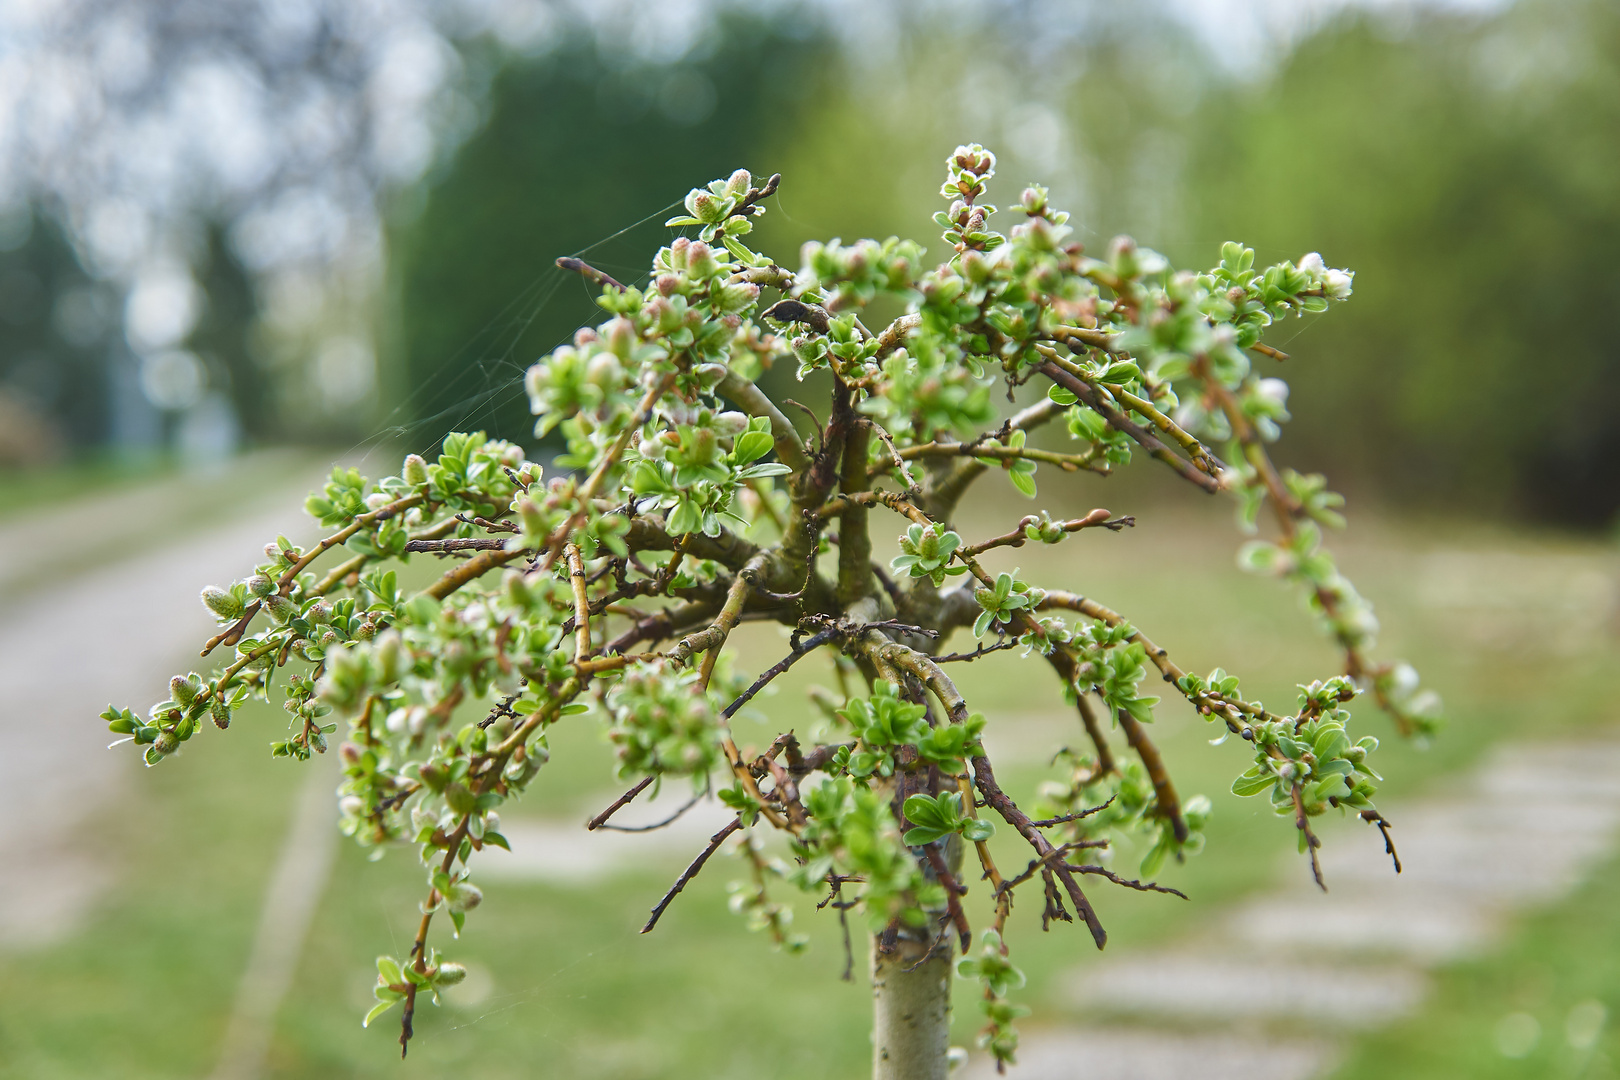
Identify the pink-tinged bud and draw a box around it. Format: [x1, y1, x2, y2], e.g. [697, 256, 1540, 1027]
[655, 274, 680, 296]
[686, 241, 719, 279]
[339, 741, 363, 765]
[170, 676, 198, 706]
[573, 327, 599, 346]
[605, 317, 636, 359]
[153, 730, 179, 756]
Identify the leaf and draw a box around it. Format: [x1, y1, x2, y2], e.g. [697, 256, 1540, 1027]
[737, 462, 792, 478]
[963, 818, 995, 842]
[377, 956, 403, 984]
[904, 826, 950, 846]
[732, 430, 775, 465]
[1231, 769, 1275, 797]
[482, 830, 511, 852]
[363, 999, 400, 1028]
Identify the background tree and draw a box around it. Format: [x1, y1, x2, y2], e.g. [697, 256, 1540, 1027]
[108, 146, 1435, 1078]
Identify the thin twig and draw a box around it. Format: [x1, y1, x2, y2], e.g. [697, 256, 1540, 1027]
[586, 776, 655, 831]
[641, 818, 742, 933]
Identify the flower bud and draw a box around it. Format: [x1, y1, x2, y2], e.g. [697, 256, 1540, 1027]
[434, 962, 468, 987]
[263, 592, 297, 623]
[201, 586, 243, 620]
[153, 730, 179, 756]
[724, 169, 752, 198]
[605, 316, 636, 359]
[247, 574, 274, 599]
[339, 795, 364, 818]
[403, 454, 429, 486]
[210, 700, 231, 729]
[307, 600, 333, 624]
[518, 498, 548, 538]
[686, 241, 720, 279]
[339, 741, 363, 765]
[372, 630, 404, 685]
[170, 675, 199, 706]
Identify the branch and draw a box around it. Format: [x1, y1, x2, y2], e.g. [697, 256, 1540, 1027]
[404, 537, 506, 554]
[721, 629, 835, 719]
[587, 776, 655, 830]
[555, 256, 624, 291]
[1293, 784, 1326, 891]
[1038, 354, 1220, 494]
[642, 817, 742, 933]
[972, 753, 1106, 948]
[1065, 864, 1188, 899]
[959, 507, 1130, 558]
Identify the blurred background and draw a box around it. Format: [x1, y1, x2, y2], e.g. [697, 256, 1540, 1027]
[0, 0, 1617, 1078]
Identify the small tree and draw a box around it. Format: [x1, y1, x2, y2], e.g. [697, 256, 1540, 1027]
[107, 146, 1437, 1078]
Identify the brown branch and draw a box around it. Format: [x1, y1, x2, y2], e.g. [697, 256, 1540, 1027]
[1038, 355, 1219, 494]
[1292, 784, 1326, 891]
[1114, 705, 1189, 844]
[404, 537, 507, 554]
[960, 508, 1130, 558]
[922, 843, 972, 952]
[1065, 864, 1188, 899]
[642, 817, 742, 933]
[587, 775, 656, 831]
[972, 753, 1106, 948]
[555, 256, 624, 291]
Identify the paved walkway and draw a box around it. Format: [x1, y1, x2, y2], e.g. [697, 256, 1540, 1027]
[966, 738, 1620, 1079]
[0, 457, 325, 949]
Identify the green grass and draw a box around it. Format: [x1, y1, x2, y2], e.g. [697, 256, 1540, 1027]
[0, 450, 176, 520]
[2, 474, 1616, 1078]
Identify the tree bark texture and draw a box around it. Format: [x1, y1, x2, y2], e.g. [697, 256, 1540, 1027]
[871, 933, 952, 1080]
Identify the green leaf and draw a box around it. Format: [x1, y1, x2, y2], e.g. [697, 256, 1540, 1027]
[963, 818, 995, 842]
[1231, 769, 1275, 797]
[732, 430, 775, 465]
[363, 999, 400, 1028]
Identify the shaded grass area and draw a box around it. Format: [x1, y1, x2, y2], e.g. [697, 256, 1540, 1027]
[0, 449, 175, 520]
[1, 471, 1615, 1077]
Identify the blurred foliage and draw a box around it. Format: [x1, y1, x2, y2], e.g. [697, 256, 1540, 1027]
[389, 0, 1618, 527]
[386, 10, 831, 448]
[0, 212, 113, 460]
[1184, 0, 1620, 526]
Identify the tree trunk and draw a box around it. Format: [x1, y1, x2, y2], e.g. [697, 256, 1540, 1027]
[871, 932, 952, 1080]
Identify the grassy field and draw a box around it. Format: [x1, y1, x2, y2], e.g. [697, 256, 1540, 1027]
[0, 466, 1615, 1078]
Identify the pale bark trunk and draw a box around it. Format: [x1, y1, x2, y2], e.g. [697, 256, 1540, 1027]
[871, 933, 952, 1080]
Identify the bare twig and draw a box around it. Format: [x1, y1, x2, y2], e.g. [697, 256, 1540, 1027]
[642, 817, 742, 933]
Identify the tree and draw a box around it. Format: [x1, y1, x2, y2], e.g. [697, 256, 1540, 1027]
[107, 146, 1437, 1078]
